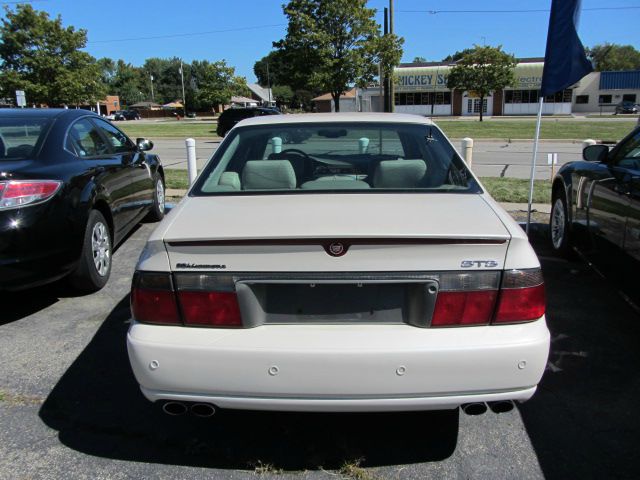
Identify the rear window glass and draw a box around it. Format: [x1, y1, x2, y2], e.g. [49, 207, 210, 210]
[0, 117, 50, 160]
[193, 122, 479, 195]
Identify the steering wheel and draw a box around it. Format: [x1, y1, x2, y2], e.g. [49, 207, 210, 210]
[279, 148, 311, 159]
[272, 149, 313, 183]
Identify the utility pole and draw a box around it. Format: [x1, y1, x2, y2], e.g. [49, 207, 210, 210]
[389, 0, 395, 112]
[179, 61, 186, 117]
[150, 74, 155, 102]
[266, 60, 272, 106]
[383, 7, 389, 112]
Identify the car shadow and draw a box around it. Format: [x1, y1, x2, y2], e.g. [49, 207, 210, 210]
[519, 228, 640, 479]
[39, 295, 459, 471]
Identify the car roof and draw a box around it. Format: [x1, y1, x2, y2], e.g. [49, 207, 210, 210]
[237, 112, 435, 127]
[0, 108, 99, 119]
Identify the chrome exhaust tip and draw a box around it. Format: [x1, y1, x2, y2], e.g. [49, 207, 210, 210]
[461, 402, 488, 415]
[162, 401, 188, 416]
[190, 403, 216, 418]
[488, 400, 515, 414]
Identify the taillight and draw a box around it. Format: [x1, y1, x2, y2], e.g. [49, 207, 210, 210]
[131, 272, 181, 325]
[131, 272, 243, 327]
[0, 180, 62, 210]
[432, 271, 500, 327]
[175, 274, 242, 327]
[494, 269, 545, 324]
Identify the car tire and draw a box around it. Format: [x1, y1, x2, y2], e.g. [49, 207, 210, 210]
[146, 174, 165, 222]
[549, 192, 573, 258]
[69, 210, 112, 292]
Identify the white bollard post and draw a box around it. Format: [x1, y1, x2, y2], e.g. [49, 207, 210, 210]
[461, 137, 474, 167]
[185, 138, 197, 185]
[358, 137, 370, 154]
[582, 138, 597, 150]
[271, 136, 282, 154]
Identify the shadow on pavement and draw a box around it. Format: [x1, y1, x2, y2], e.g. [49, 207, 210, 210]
[39, 295, 458, 471]
[519, 228, 640, 479]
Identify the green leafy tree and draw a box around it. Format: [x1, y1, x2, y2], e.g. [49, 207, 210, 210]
[446, 45, 516, 121]
[587, 43, 640, 71]
[442, 48, 475, 63]
[272, 85, 294, 108]
[275, 0, 403, 112]
[0, 4, 106, 106]
[253, 51, 290, 87]
[413, 56, 427, 63]
[190, 60, 245, 110]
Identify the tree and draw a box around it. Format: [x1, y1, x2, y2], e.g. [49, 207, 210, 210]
[446, 45, 516, 121]
[413, 56, 427, 63]
[272, 85, 294, 108]
[442, 48, 475, 63]
[190, 60, 245, 110]
[275, 0, 403, 112]
[587, 43, 640, 71]
[0, 5, 106, 106]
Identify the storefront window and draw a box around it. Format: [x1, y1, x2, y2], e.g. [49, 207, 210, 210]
[576, 95, 589, 104]
[394, 92, 451, 106]
[598, 94, 612, 104]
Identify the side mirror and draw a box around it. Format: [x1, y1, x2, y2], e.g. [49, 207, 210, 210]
[136, 138, 153, 152]
[583, 144, 608, 162]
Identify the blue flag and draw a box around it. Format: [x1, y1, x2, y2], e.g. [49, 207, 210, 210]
[540, 0, 593, 96]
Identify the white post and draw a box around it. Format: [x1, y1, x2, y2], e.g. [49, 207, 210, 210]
[185, 138, 197, 185]
[461, 137, 474, 167]
[526, 97, 545, 235]
[271, 136, 282, 154]
[582, 138, 596, 150]
[358, 137, 370, 154]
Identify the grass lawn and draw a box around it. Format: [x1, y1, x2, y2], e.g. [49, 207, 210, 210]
[119, 121, 218, 138]
[121, 118, 636, 141]
[480, 177, 551, 203]
[436, 119, 635, 141]
[164, 169, 552, 204]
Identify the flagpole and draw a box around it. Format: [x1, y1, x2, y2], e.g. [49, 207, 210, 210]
[526, 96, 544, 235]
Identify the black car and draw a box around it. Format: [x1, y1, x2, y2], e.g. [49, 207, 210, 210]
[216, 107, 280, 137]
[114, 110, 141, 121]
[0, 109, 165, 291]
[550, 126, 640, 291]
[614, 101, 638, 115]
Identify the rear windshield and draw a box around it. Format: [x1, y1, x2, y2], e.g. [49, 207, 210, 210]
[193, 122, 479, 195]
[0, 117, 50, 160]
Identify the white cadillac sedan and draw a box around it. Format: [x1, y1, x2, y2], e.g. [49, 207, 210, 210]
[127, 113, 550, 416]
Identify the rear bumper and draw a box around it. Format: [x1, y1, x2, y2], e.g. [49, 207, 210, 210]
[127, 319, 550, 412]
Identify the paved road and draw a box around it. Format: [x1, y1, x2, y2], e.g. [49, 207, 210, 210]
[1, 220, 639, 479]
[153, 137, 583, 180]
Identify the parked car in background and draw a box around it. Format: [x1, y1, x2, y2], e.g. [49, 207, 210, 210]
[614, 101, 638, 115]
[550, 126, 640, 290]
[216, 107, 280, 137]
[128, 113, 550, 416]
[114, 110, 142, 121]
[0, 109, 166, 292]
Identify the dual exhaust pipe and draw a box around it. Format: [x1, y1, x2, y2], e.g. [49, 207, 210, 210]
[162, 401, 216, 417]
[461, 400, 515, 415]
[163, 400, 514, 417]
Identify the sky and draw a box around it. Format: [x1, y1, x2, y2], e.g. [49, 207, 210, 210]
[2, 0, 639, 82]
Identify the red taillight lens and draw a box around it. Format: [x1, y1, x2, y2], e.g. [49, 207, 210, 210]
[494, 269, 545, 324]
[0, 180, 61, 210]
[178, 291, 242, 327]
[131, 272, 181, 325]
[432, 290, 498, 326]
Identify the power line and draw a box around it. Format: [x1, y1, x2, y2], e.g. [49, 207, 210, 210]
[88, 23, 286, 45]
[398, 6, 640, 14]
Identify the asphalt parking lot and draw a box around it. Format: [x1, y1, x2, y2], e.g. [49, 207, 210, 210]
[1, 221, 639, 479]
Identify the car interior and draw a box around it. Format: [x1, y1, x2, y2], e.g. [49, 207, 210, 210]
[199, 124, 472, 193]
